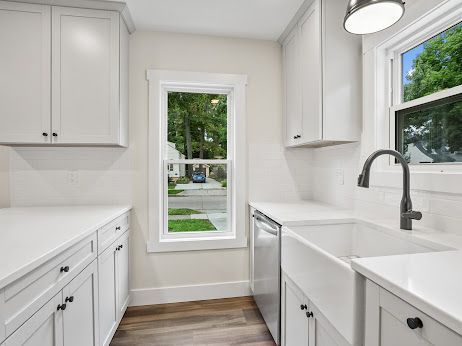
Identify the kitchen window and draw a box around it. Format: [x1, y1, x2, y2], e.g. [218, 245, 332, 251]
[390, 19, 462, 165]
[147, 70, 247, 252]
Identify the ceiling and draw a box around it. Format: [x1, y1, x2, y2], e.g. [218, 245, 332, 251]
[124, 0, 305, 40]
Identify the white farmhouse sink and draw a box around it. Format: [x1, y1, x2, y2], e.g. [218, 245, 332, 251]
[281, 220, 451, 345]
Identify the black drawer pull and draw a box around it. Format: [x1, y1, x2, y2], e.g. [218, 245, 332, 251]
[407, 317, 423, 329]
[306, 311, 313, 318]
[60, 266, 70, 273]
[116, 226, 121, 230]
[65, 296, 74, 303]
[300, 304, 307, 310]
[57, 304, 67, 311]
[42, 132, 48, 137]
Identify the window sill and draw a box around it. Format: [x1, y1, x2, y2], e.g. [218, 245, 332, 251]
[146, 236, 248, 253]
[372, 170, 462, 194]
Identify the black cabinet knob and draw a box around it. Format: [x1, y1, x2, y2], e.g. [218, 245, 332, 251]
[60, 266, 70, 273]
[119, 244, 123, 249]
[306, 311, 313, 318]
[300, 304, 307, 310]
[65, 296, 74, 303]
[116, 226, 121, 230]
[52, 133, 58, 137]
[407, 317, 423, 329]
[57, 303, 67, 311]
[42, 132, 48, 137]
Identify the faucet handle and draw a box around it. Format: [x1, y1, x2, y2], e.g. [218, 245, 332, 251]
[402, 210, 422, 220]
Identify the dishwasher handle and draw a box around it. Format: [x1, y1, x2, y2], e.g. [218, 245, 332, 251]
[255, 216, 279, 236]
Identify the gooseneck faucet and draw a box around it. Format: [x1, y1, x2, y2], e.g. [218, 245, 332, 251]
[357, 149, 422, 230]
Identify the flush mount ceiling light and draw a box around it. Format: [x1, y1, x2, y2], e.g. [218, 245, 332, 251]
[344, 0, 405, 35]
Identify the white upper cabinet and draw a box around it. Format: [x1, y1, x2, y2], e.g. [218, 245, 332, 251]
[52, 7, 119, 145]
[0, 2, 51, 144]
[283, 26, 302, 147]
[282, 0, 361, 148]
[0, 2, 129, 147]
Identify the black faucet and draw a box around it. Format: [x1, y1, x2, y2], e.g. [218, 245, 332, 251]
[357, 149, 422, 230]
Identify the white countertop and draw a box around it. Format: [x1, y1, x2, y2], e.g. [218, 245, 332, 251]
[249, 200, 353, 225]
[0, 205, 131, 288]
[352, 251, 462, 335]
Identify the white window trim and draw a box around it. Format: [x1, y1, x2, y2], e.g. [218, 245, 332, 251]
[146, 70, 248, 252]
[366, 0, 462, 194]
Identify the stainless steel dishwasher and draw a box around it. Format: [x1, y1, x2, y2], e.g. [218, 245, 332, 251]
[253, 210, 281, 345]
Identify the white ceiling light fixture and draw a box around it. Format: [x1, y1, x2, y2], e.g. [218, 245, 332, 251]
[344, 0, 405, 35]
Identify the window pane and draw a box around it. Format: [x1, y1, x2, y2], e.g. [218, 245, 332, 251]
[396, 94, 462, 164]
[167, 92, 227, 160]
[167, 163, 229, 233]
[402, 21, 462, 102]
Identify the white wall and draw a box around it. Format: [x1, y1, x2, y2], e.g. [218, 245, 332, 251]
[312, 0, 462, 235]
[0, 146, 9, 208]
[129, 31, 312, 298]
[8, 147, 133, 206]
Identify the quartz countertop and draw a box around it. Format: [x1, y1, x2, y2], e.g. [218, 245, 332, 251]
[352, 251, 462, 335]
[0, 205, 131, 288]
[249, 200, 353, 225]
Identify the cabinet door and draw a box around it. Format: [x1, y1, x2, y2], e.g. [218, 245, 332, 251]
[3, 293, 63, 346]
[309, 314, 340, 346]
[283, 26, 302, 147]
[98, 244, 118, 346]
[281, 274, 309, 346]
[0, 2, 51, 144]
[62, 261, 99, 346]
[51, 7, 120, 145]
[365, 280, 462, 346]
[116, 232, 130, 319]
[299, 0, 322, 143]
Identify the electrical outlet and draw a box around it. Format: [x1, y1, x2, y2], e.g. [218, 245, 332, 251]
[335, 168, 344, 185]
[67, 170, 79, 186]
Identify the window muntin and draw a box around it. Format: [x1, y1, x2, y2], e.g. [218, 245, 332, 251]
[393, 19, 462, 164]
[164, 92, 231, 235]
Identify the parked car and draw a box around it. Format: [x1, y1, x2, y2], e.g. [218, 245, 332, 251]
[192, 171, 206, 183]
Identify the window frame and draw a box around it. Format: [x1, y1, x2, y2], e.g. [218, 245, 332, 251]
[364, 0, 462, 195]
[147, 70, 247, 253]
[387, 14, 462, 167]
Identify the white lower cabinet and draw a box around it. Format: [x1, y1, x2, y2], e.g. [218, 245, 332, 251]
[98, 231, 130, 346]
[281, 272, 348, 346]
[282, 273, 309, 346]
[3, 294, 63, 346]
[365, 280, 462, 346]
[62, 261, 99, 346]
[4, 261, 98, 346]
[1, 212, 130, 346]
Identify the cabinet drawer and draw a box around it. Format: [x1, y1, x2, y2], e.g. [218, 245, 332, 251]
[98, 212, 130, 254]
[379, 288, 462, 344]
[0, 232, 97, 339]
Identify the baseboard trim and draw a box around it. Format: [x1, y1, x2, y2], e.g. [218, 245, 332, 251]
[129, 280, 251, 306]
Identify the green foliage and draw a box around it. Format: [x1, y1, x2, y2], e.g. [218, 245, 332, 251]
[168, 219, 216, 232]
[404, 24, 462, 102]
[168, 189, 184, 195]
[176, 176, 190, 184]
[221, 180, 227, 188]
[400, 23, 462, 162]
[168, 92, 227, 161]
[168, 208, 202, 215]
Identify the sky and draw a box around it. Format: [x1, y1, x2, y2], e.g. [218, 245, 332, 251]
[402, 43, 424, 86]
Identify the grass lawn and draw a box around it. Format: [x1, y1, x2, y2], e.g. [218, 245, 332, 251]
[168, 219, 216, 232]
[168, 208, 202, 215]
[168, 189, 184, 195]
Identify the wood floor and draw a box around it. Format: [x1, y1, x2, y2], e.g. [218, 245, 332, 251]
[110, 296, 276, 346]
